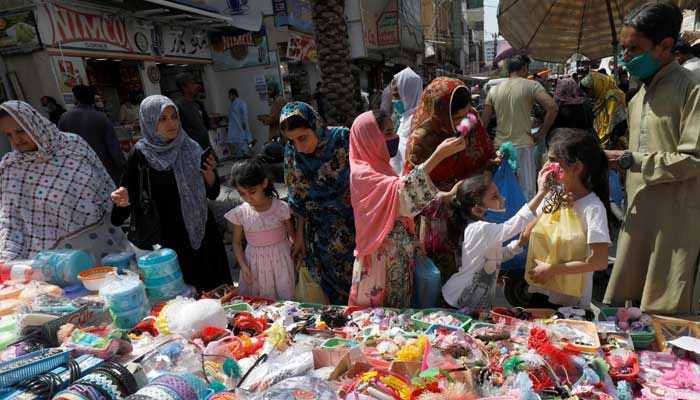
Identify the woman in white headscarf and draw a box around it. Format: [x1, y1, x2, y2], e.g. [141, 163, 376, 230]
[389, 67, 423, 175]
[0, 100, 115, 259]
[111, 95, 230, 290]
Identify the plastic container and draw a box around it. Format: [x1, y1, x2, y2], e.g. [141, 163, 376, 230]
[552, 319, 601, 353]
[138, 248, 180, 280]
[411, 308, 472, 331]
[110, 304, 149, 329]
[145, 269, 184, 288]
[99, 272, 149, 313]
[102, 251, 135, 270]
[35, 249, 93, 287]
[0, 349, 73, 387]
[321, 338, 360, 349]
[0, 260, 45, 283]
[412, 255, 442, 308]
[223, 302, 254, 314]
[598, 307, 656, 349]
[78, 267, 117, 291]
[145, 272, 185, 303]
[491, 307, 556, 325]
[63, 284, 91, 299]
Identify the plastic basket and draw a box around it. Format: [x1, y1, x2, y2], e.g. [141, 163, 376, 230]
[598, 307, 656, 349]
[424, 323, 465, 335]
[223, 302, 254, 315]
[320, 338, 360, 349]
[552, 319, 601, 353]
[410, 308, 471, 331]
[491, 307, 556, 324]
[0, 349, 72, 387]
[468, 322, 495, 334]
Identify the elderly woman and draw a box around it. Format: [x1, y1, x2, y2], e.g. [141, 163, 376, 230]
[404, 77, 497, 281]
[0, 101, 115, 259]
[579, 71, 627, 149]
[282, 102, 355, 304]
[111, 95, 230, 291]
[348, 110, 464, 307]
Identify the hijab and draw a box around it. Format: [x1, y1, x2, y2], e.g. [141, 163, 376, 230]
[0, 100, 114, 259]
[395, 67, 423, 116]
[580, 72, 627, 143]
[350, 111, 403, 258]
[135, 95, 207, 249]
[555, 78, 586, 105]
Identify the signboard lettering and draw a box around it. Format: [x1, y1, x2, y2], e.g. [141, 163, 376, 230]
[47, 4, 131, 50]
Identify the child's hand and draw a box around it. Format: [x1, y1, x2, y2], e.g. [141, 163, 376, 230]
[536, 168, 554, 193]
[530, 260, 556, 283]
[518, 220, 536, 248]
[241, 266, 253, 286]
[291, 240, 306, 264]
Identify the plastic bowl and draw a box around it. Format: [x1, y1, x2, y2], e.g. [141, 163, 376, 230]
[78, 267, 116, 291]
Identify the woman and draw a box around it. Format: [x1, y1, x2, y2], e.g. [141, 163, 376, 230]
[403, 77, 496, 281]
[281, 102, 355, 305]
[389, 67, 423, 175]
[579, 72, 627, 149]
[349, 111, 464, 307]
[111, 95, 230, 291]
[0, 100, 114, 259]
[550, 78, 594, 138]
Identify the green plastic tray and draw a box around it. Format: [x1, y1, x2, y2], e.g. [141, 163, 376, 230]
[411, 308, 472, 331]
[468, 322, 495, 334]
[320, 338, 360, 349]
[599, 307, 656, 349]
[223, 302, 254, 314]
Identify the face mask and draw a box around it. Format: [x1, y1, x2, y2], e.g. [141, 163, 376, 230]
[386, 134, 400, 157]
[95, 101, 104, 109]
[392, 99, 405, 116]
[619, 51, 661, 79]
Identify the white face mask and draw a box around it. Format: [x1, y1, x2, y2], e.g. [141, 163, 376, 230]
[95, 101, 105, 108]
[486, 207, 507, 213]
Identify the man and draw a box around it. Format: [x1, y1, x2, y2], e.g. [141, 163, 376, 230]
[175, 75, 211, 149]
[119, 91, 141, 127]
[673, 38, 700, 73]
[57, 85, 125, 184]
[40, 96, 66, 124]
[481, 55, 558, 200]
[257, 84, 286, 143]
[226, 88, 252, 157]
[604, 2, 700, 315]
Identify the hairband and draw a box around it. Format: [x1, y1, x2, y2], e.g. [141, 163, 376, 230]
[136, 385, 181, 400]
[151, 375, 198, 400]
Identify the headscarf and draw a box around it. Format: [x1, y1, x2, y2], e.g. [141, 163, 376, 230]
[0, 100, 115, 259]
[403, 77, 494, 188]
[349, 111, 403, 258]
[391, 67, 423, 175]
[554, 78, 586, 105]
[580, 72, 627, 146]
[135, 95, 207, 249]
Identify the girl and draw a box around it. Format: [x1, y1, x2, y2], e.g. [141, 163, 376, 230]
[442, 168, 552, 310]
[225, 159, 296, 300]
[528, 128, 611, 308]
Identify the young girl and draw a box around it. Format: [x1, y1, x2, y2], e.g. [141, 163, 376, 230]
[442, 168, 552, 310]
[225, 159, 296, 300]
[528, 128, 611, 309]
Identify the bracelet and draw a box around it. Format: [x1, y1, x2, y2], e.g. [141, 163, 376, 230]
[54, 389, 90, 400]
[92, 361, 139, 396]
[70, 383, 110, 400]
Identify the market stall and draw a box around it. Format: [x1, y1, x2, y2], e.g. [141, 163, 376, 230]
[1, 249, 700, 400]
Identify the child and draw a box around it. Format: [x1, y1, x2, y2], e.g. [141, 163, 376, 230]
[442, 167, 552, 310]
[225, 159, 296, 300]
[528, 128, 611, 309]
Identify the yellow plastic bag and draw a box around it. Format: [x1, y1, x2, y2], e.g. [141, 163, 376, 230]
[525, 206, 588, 298]
[295, 264, 329, 304]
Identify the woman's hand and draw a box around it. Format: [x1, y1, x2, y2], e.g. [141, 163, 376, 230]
[489, 150, 503, 167]
[241, 265, 253, 286]
[201, 154, 217, 187]
[111, 187, 130, 207]
[529, 259, 556, 283]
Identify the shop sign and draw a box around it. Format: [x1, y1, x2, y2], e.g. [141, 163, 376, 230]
[51, 56, 88, 94]
[286, 32, 317, 63]
[377, 10, 399, 47]
[210, 26, 269, 71]
[273, 0, 314, 32]
[0, 10, 41, 55]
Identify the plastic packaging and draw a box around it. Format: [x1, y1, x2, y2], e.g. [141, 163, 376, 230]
[0, 260, 45, 283]
[35, 249, 94, 287]
[240, 344, 315, 392]
[99, 270, 149, 329]
[102, 251, 135, 269]
[251, 376, 339, 400]
[412, 255, 441, 308]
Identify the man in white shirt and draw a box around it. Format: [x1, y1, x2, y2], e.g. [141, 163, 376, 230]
[673, 38, 700, 73]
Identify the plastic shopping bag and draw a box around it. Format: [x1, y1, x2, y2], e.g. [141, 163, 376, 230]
[485, 161, 528, 270]
[295, 264, 329, 304]
[412, 255, 441, 308]
[525, 207, 588, 297]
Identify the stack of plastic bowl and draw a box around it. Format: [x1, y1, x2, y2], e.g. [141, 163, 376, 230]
[35, 249, 93, 287]
[99, 271, 149, 329]
[137, 248, 186, 304]
[102, 251, 136, 270]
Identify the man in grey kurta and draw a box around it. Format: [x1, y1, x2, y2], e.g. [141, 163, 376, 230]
[604, 2, 700, 314]
[58, 85, 125, 184]
[175, 75, 211, 150]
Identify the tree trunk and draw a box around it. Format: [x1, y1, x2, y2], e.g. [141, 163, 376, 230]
[311, 0, 360, 126]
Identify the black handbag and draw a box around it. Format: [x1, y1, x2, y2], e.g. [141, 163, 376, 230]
[127, 157, 162, 249]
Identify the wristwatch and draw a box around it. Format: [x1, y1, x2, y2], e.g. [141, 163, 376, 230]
[616, 151, 634, 170]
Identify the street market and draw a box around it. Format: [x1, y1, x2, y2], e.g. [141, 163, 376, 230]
[2, 0, 700, 399]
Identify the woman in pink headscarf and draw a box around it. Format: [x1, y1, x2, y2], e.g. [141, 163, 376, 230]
[348, 110, 465, 307]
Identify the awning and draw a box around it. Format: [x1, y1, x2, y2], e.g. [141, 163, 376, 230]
[142, 0, 263, 31]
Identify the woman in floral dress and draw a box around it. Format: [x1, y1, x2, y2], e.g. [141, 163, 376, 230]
[403, 78, 498, 282]
[348, 110, 466, 308]
[281, 102, 355, 305]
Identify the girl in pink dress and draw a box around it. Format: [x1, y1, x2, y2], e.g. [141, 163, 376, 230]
[225, 159, 296, 300]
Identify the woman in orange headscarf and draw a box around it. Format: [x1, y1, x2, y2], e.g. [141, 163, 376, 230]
[404, 77, 497, 281]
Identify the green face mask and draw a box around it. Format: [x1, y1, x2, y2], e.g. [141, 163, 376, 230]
[619, 51, 661, 79]
[392, 99, 405, 116]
